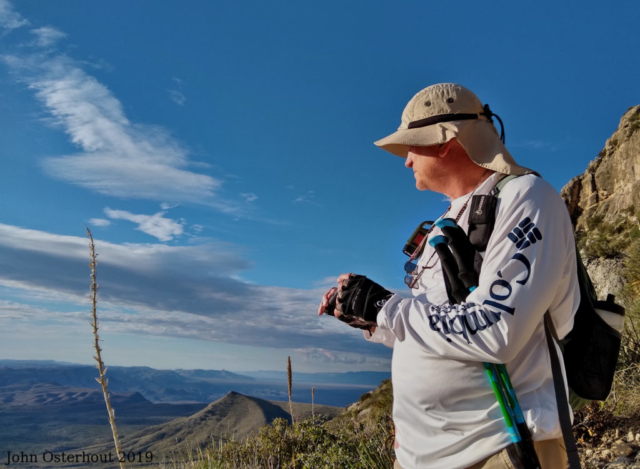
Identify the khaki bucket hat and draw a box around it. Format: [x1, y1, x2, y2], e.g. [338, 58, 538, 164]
[374, 83, 533, 175]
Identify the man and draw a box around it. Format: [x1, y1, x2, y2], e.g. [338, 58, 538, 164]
[318, 83, 579, 469]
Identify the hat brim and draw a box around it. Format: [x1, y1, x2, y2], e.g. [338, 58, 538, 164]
[374, 125, 446, 158]
[374, 120, 533, 176]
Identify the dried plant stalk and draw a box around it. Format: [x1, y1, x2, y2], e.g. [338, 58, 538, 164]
[287, 356, 294, 424]
[87, 227, 125, 469]
[311, 387, 315, 418]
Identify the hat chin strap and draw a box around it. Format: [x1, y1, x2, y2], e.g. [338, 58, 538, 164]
[408, 103, 506, 144]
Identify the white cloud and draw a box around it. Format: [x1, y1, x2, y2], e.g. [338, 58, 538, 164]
[510, 140, 559, 152]
[78, 57, 115, 72]
[294, 190, 321, 206]
[104, 208, 184, 241]
[160, 203, 179, 210]
[0, 223, 390, 357]
[241, 192, 258, 203]
[192, 224, 204, 234]
[0, 0, 29, 32]
[89, 218, 111, 227]
[30, 26, 67, 47]
[168, 77, 185, 105]
[2, 52, 224, 206]
[0, 301, 87, 325]
[1, 3, 250, 215]
[168, 89, 185, 106]
[294, 347, 388, 366]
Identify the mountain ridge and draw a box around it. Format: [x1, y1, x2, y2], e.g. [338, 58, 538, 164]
[83, 391, 342, 455]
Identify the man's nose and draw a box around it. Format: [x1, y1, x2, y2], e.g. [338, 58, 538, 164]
[405, 153, 413, 168]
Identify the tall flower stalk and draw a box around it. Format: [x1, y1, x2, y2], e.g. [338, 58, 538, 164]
[87, 227, 125, 469]
[287, 356, 294, 424]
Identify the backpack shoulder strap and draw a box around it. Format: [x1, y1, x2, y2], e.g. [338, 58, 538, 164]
[545, 312, 582, 469]
[468, 173, 525, 255]
[493, 174, 520, 196]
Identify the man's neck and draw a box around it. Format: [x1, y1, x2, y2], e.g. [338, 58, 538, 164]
[442, 169, 494, 199]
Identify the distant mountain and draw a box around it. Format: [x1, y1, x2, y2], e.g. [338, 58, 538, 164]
[174, 368, 254, 380]
[243, 370, 391, 385]
[0, 381, 207, 457]
[0, 361, 387, 406]
[85, 391, 342, 455]
[0, 359, 81, 368]
[0, 364, 255, 403]
[0, 381, 148, 408]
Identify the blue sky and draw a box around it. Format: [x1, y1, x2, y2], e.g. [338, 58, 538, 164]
[0, 0, 638, 373]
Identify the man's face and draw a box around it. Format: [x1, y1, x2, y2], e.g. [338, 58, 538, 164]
[405, 144, 443, 191]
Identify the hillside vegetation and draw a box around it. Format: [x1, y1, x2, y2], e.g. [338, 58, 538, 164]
[83, 391, 342, 457]
[165, 382, 395, 469]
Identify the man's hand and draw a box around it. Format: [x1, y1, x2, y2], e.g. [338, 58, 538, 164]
[317, 273, 350, 317]
[318, 273, 393, 332]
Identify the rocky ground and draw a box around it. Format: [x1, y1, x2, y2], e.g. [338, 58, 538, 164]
[575, 403, 640, 469]
[581, 429, 640, 468]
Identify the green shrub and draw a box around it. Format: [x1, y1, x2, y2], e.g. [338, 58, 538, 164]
[170, 414, 395, 469]
[579, 213, 639, 259]
[628, 111, 640, 134]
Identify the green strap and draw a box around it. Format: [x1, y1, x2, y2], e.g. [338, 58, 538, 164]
[495, 174, 519, 195]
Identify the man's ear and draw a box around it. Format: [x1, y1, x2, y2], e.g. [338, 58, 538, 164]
[438, 140, 452, 158]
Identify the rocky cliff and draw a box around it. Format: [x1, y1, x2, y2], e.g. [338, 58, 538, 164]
[560, 105, 640, 300]
[561, 105, 640, 230]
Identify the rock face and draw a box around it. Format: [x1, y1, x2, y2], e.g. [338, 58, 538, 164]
[583, 256, 626, 300]
[561, 105, 640, 230]
[559, 105, 640, 298]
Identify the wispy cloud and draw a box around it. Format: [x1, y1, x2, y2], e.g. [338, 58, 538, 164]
[510, 140, 559, 152]
[0, 0, 29, 32]
[294, 347, 388, 366]
[168, 77, 185, 106]
[104, 208, 184, 241]
[0, 4, 244, 211]
[294, 190, 322, 206]
[168, 89, 185, 106]
[241, 192, 258, 203]
[88, 218, 111, 227]
[1, 53, 222, 204]
[0, 223, 390, 357]
[0, 300, 85, 322]
[30, 26, 67, 47]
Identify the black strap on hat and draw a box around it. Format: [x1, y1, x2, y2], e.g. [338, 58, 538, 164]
[407, 103, 506, 143]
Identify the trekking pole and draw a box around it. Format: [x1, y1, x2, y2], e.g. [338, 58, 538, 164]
[495, 364, 540, 468]
[434, 219, 478, 290]
[430, 233, 522, 444]
[483, 362, 521, 443]
[430, 220, 541, 469]
[428, 235, 469, 304]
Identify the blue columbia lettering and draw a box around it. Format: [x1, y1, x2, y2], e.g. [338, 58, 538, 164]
[427, 249, 534, 344]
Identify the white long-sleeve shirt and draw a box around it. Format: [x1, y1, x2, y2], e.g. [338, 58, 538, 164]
[367, 173, 579, 469]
